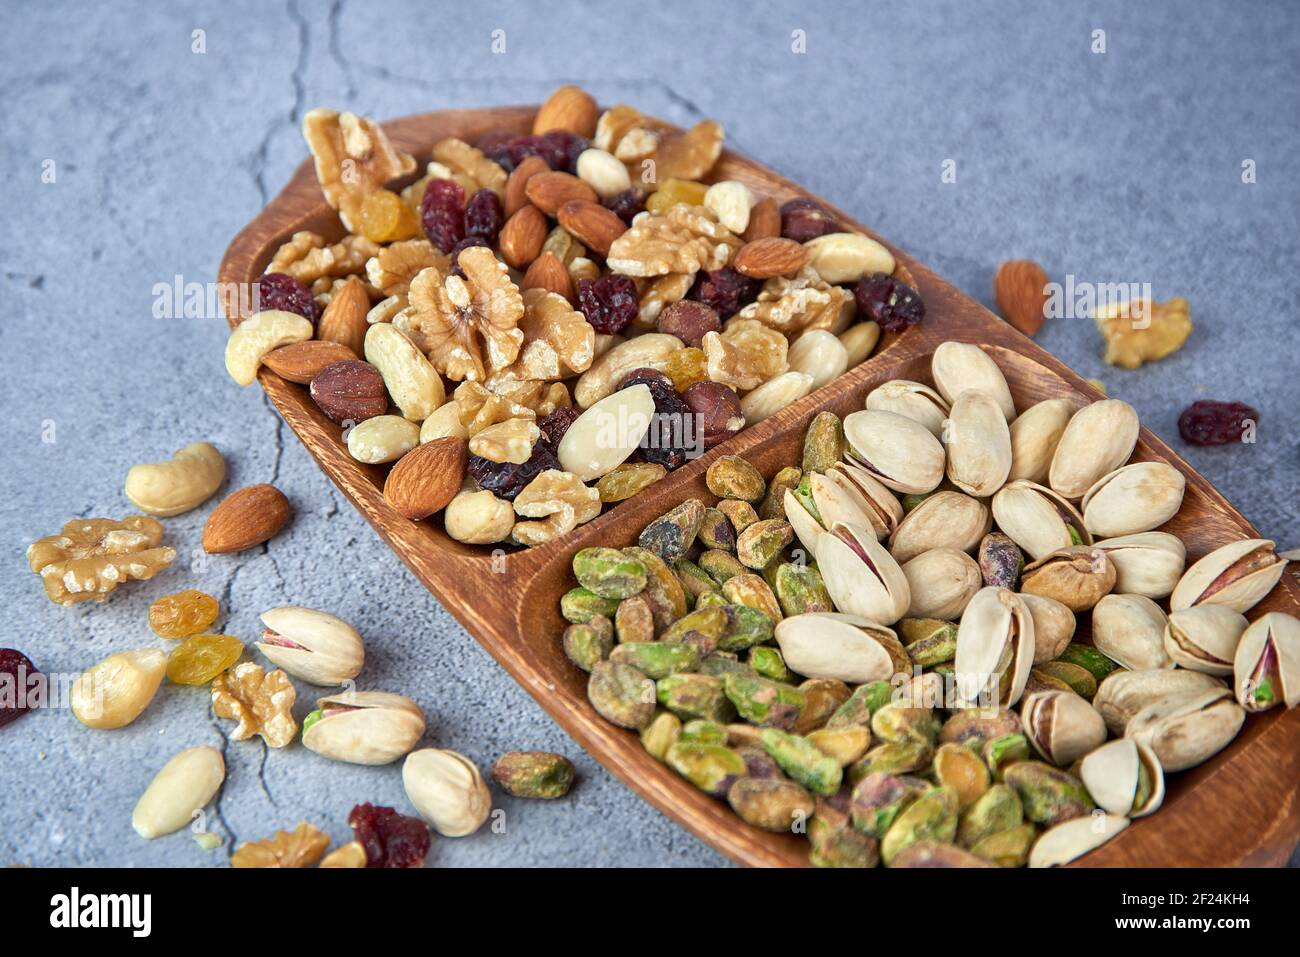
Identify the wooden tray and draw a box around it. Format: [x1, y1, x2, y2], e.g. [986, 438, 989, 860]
[219, 105, 1300, 868]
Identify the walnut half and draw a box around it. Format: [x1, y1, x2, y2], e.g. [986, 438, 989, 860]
[27, 516, 176, 606]
[302, 108, 416, 231]
[511, 469, 601, 546]
[231, 822, 330, 868]
[212, 663, 298, 748]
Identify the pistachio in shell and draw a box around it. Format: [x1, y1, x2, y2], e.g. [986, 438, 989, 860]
[1093, 531, 1186, 599]
[1019, 593, 1076, 663]
[815, 522, 911, 624]
[728, 776, 816, 832]
[842, 409, 946, 495]
[1125, 687, 1244, 772]
[901, 547, 982, 621]
[954, 586, 1035, 708]
[1169, 538, 1286, 615]
[257, 606, 364, 687]
[1007, 397, 1074, 484]
[775, 612, 909, 685]
[888, 490, 991, 564]
[942, 388, 1012, 497]
[1233, 612, 1300, 712]
[930, 341, 1016, 421]
[1164, 605, 1249, 675]
[1081, 461, 1185, 539]
[1020, 690, 1107, 766]
[1079, 737, 1164, 817]
[1092, 667, 1225, 736]
[864, 379, 951, 436]
[991, 480, 1090, 561]
[1091, 593, 1172, 671]
[1047, 398, 1139, 500]
[1020, 545, 1116, 612]
[1028, 813, 1128, 868]
[784, 468, 900, 554]
[301, 691, 426, 766]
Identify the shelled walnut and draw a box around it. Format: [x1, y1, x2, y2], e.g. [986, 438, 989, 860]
[736, 268, 856, 336]
[266, 231, 381, 287]
[702, 319, 789, 390]
[212, 663, 298, 748]
[230, 822, 330, 868]
[511, 470, 601, 546]
[366, 239, 449, 298]
[606, 205, 742, 277]
[302, 108, 417, 231]
[27, 516, 176, 606]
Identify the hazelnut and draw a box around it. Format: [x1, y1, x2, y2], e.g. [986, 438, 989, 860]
[683, 381, 745, 448]
[309, 360, 388, 424]
[657, 300, 721, 348]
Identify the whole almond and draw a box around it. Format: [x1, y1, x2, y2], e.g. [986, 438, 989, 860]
[734, 237, 810, 279]
[499, 205, 548, 270]
[557, 201, 627, 257]
[525, 171, 598, 216]
[203, 484, 292, 553]
[316, 276, 369, 356]
[743, 197, 781, 242]
[504, 155, 550, 218]
[522, 252, 576, 304]
[532, 85, 598, 138]
[995, 259, 1051, 336]
[310, 359, 389, 424]
[262, 340, 357, 384]
[384, 437, 467, 520]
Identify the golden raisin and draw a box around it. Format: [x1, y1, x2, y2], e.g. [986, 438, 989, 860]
[595, 462, 668, 503]
[167, 634, 244, 685]
[646, 179, 709, 213]
[663, 346, 709, 391]
[148, 590, 220, 639]
[359, 189, 420, 243]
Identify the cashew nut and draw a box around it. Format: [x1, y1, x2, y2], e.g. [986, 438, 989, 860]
[124, 442, 226, 516]
[224, 309, 313, 386]
[364, 323, 445, 421]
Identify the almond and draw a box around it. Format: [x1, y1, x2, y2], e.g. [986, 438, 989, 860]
[522, 252, 576, 304]
[309, 359, 389, 424]
[995, 259, 1051, 336]
[316, 276, 369, 356]
[262, 340, 357, 384]
[499, 205, 548, 270]
[532, 85, 598, 138]
[525, 171, 597, 216]
[203, 484, 292, 554]
[557, 201, 627, 257]
[504, 155, 550, 218]
[733, 237, 809, 279]
[383, 437, 467, 520]
[742, 197, 781, 242]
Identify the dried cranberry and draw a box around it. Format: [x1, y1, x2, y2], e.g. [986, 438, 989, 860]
[1178, 400, 1259, 446]
[449, 236, 490, 277]
[0, 650, 39, 729]
[578, 275, 639, 334]
[255, 272, 319, 323]
[617, 367, 676, 397]
[420, 179, 466, 253]
[464, 188, 505, 244]
[469, 444, 561, 501]
[604, 188, 647, 224]
[540, 130, 588, 173]
[780, 198, 840, 242]
[687, 268, 758, 320]
[347, 803, 430, 868]
[475, 127, 520, 154]
[639, 389, 693, 470]
[537, 406, 580, 451]
[854, 273, 925, 333]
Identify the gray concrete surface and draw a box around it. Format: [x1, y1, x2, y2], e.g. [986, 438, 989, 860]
[2, 0, 1296, 867]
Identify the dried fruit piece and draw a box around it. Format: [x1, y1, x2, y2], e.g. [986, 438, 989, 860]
[605, 187, 648, 224]
[231, 822, 330, 868]
[211, 663, 297, 747]
[255, 272, 320, 324]
[149, 590, 220, 639]
[420, 178, 467, 253]
[688, 267, 759, 320]
[464, 188, 505, 244]
[0, 650, 39, 729]
[166, 634, 244, 685]
[1094, 297, 1192, 369]
[646, 178, 709, 212]
[27, 516, 176, 606]
[347, 803, 431, 868]
[855, 273, 925, 333]
[663, 347, 710, 391]
[359, 189, 420, 243]
[596, 462, 668, 502]
[577, 274, 639, 335]
[1178, 400, 1259, 446]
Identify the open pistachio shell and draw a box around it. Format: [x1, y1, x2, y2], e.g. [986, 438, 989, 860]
[302, 690, 426, 765]
[889, 491, 991, 564]
[930, 341, 1016, 421]
[783, 466, 901, 554]
[1020, 690, 1107, 767]
[815, 522, 910, 624]
[829, 462, 904, 538]
[943, 389, 1012, 497]
[774, 613, 909, 685]
[1081, 462, 1185, 538]
[991, 480, 1090, 561]
[1047, 399, 1139, 500]
[1007, 398, 1075, 484]
[257, 606, 365, 686]
[1018, 594, 1076, 664]
[1091, 593, 1172, 671]
[1021, 545, 1116, 612]
[1093, 668, 1225, 736]
[1080, 738, 1165, 818]
[842, 409, 945, 495]
[954, 586, 1035, 708]
[1124, 687, 1244, 772]
[1163, 605, 1248, 675]
[1233, 612, 1300, 712]
[863, 379, 950, 437]
[1029, 814, 1129, 867]
[901, 548, 982, 621]
[1093, 532, 1186, 599]
[1169, 538, 1286, 614]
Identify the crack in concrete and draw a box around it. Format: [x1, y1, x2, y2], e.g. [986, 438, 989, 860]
[208, 710, 238, 849]
[326, 0, 357, 99]
[256, 740, 278, 807]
